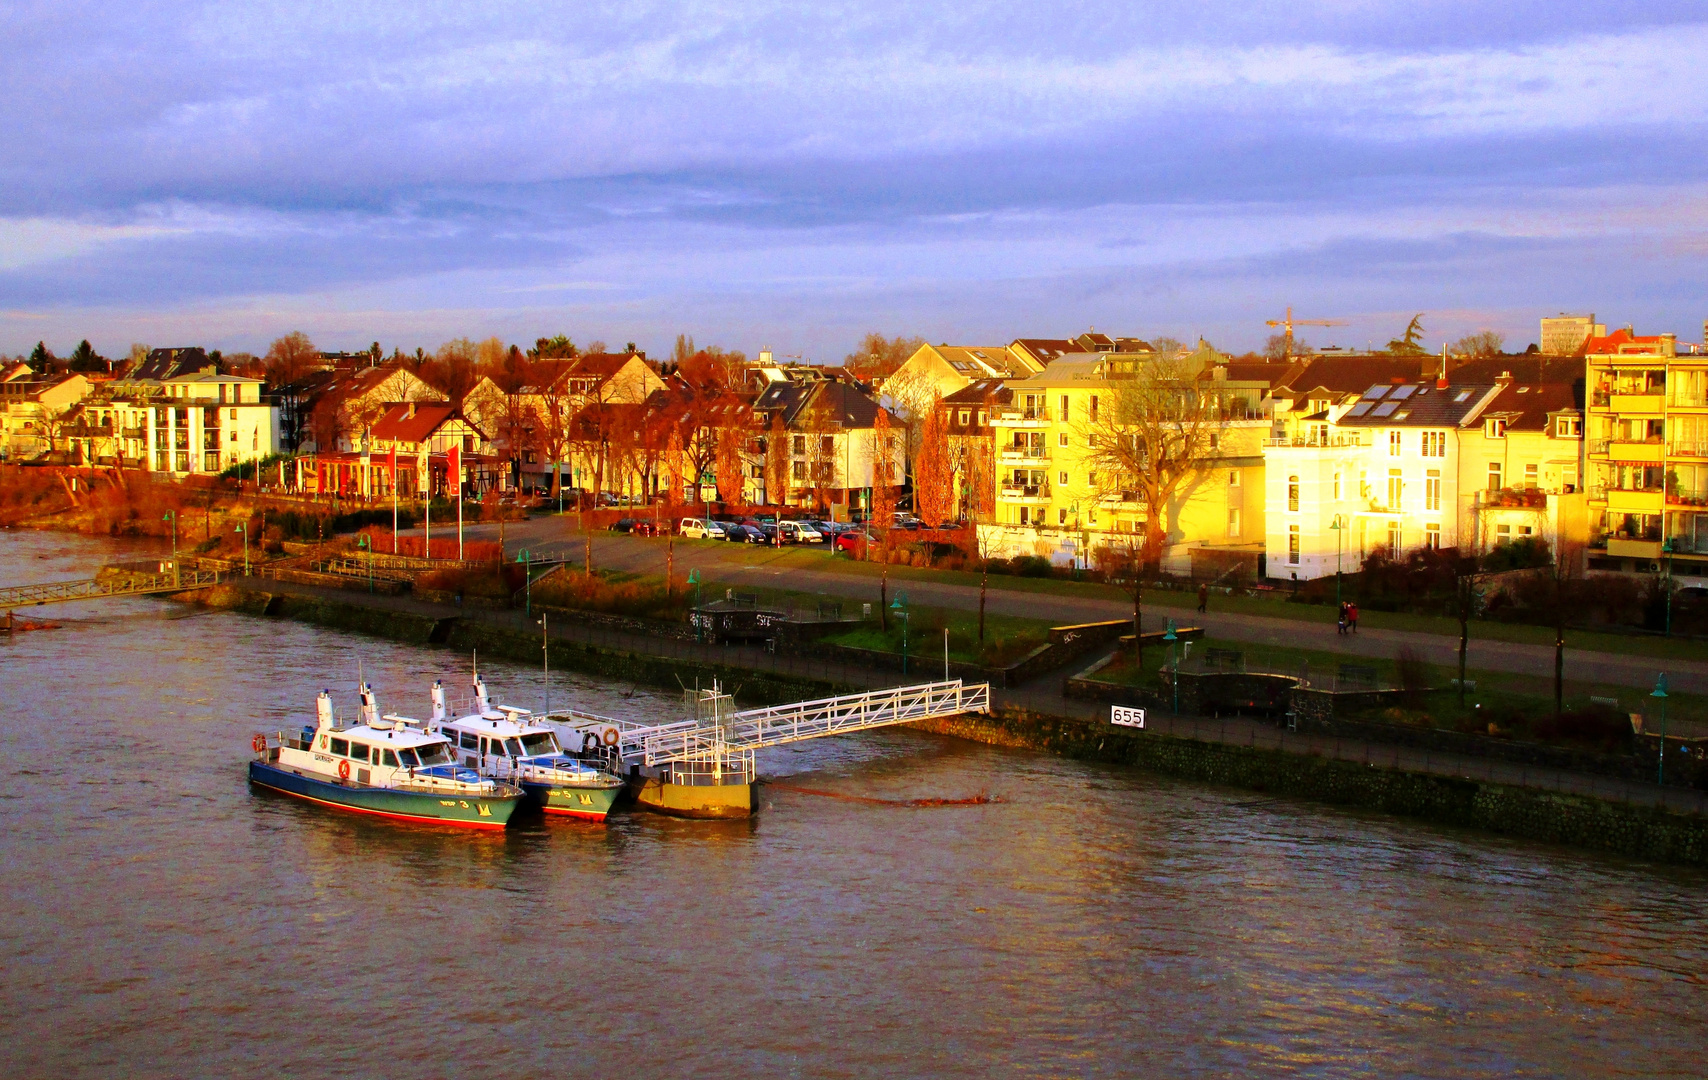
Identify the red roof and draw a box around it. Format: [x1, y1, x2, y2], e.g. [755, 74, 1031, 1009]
[370, 402, 464, 444]
[1584, 328, 1669, 355]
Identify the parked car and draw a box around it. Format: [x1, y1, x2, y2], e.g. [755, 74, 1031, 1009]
[630, 520, 663, 536]
[677, 517, 721, 540]
[779, 521, 824, 543]
[609, 517, 638, 533]
[756, 523, 783, 543]
[834, 530, 875, 553]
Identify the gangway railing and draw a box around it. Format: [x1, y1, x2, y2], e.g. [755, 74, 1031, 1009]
[639, 680, 991, 768]
[0, 566, 222, 609]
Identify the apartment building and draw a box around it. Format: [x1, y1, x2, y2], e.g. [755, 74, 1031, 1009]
[981, 352, 1270, 572]
[749, 380, 904, 515]
[0, 373, 93, 461]
[1584, 326, 1708, 578]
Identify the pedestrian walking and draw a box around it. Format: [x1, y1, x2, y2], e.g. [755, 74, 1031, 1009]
[1348, 602, 1359, 633]
[1197, 583, 1208, 613]
[1337, 601, 1348, 636]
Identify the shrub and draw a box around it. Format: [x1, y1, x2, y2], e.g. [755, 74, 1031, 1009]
[1532, 704, 1631, 753]
[1395, 646, 1432, 706]
[530, 569, 688, 621]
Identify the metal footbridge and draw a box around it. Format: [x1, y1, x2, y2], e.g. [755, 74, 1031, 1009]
[0, 564, 222, 610]
[552, 680, 991, 785]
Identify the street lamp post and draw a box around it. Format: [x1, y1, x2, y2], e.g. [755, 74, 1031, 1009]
[163, 510, 178, 585]
[1663, 538, 1674, 637]
[540, 613, 550, 718]
[891, 592, 910, 674]
[1330, 515, 1344, 607]
[234, 523, 249, 577]
[517, 548, 532, 614]
[1164, 618, 1179, 714]
[355, 533, 373, 593]
[688, 568, 702, 642]
[1653, 673, 1670, 786]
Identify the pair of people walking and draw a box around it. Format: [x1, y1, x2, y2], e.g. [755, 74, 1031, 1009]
[1337, 601, 1359, 635]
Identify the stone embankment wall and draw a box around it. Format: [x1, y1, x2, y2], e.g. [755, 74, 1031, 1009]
[916, 708, 1708, 866]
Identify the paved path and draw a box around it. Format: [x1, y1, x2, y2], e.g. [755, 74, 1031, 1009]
[225, 574, 1708, 818]
[456, 518, 1708, 697]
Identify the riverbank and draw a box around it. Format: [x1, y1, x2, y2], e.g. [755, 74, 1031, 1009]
[178, 578, 1708, 866]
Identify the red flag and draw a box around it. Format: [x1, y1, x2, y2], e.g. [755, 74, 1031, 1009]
[387, 445, 397, 489]
[446, 443, 460, 490]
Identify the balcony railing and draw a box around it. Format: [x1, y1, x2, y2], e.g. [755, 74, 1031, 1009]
[1474, 487, 1551, 509]
[997, 446, 1050, 462]
[1670, 442, 1708, 458]
[1264, 433, 1365, 448]
[998, 484, 1051, 501]
[994, 407, 1052, 423]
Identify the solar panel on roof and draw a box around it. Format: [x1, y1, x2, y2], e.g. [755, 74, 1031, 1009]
[1390, 385, 1416, 400]
[1362, 385, 1390, 400]
[1372, 401, 1401, 417]
[1346, 402, 1373, 417]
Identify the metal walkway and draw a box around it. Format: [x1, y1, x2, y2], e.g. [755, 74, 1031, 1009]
[552, 680, 991, 784]
[0, 566, 222, 609]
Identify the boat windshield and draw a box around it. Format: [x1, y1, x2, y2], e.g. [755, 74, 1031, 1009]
[397, 748, 420, 768]
[415, 742, 454, 767]
[520, 732, 559, 757]
[503, 738, 525, 757]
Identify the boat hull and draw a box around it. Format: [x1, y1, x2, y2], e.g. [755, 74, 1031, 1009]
[248, 760, 521, 829]
[520, 779, 623, 821]
[634, 776, 753, 819]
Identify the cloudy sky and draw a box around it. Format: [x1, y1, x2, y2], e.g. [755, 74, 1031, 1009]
[3, 2, 1705, 360]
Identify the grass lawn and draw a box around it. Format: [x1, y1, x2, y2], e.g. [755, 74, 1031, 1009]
[817, 606, 1055, 667]
[1087, 634, 1708, 742]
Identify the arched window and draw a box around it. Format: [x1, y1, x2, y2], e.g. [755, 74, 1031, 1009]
[1287, 475, 1300, 512]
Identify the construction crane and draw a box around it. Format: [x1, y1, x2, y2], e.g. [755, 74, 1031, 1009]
[1266, 306, 1347, 358]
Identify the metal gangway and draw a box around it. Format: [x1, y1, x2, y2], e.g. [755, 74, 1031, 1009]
[0, 564, 222, 610]
[551, 680, 991, 785]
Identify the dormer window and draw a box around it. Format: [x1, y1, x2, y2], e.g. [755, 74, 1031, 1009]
[1485, 418, 1507, 438]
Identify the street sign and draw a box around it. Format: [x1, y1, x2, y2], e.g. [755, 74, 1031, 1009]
[1111, 705, 1146, 729]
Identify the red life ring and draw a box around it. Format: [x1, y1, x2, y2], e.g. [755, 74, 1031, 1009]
[602, 728, 619, 747]
[337, 759, 351, 781]
[251, 733, 267, 754]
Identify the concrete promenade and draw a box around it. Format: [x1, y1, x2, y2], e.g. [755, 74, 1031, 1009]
[223, 574, 1708, 820]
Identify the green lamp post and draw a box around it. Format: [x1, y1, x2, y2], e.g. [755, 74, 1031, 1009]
[517, 547, 533, 614]
[688, 568, 703, 642]
[162, 510, 177, 560]
[1163, 618, 1179, 714]
[1662, 537, 1674, 637]
[233, 523, 248, 577]
[891, 591, 910, 674]
[1653, 672, 1670, 786]
[355, 532, 373, 592]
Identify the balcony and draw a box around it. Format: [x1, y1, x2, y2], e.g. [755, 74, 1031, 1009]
[997, 445, 1051, 465]
[1605, 488, 1665, 514]
[998, 483, 1052, 503]
[1264, 433, 1364, 448]
[1474, 487, 1550, 509]
[1670, 442, 1708, 459]
[121, 427, 145, 440]
[1097, 491, 1147, 510]
[1607, 393, 1665, 415]
[994, 407, 1051, 426]
[1607, 538, 1663, 559]
[1596, 440, 1664, 463]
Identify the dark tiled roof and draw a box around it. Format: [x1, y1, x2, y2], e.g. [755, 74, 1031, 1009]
[370, 402, 465, 444]
[1276, 355, 1434, 399]
[1474, 380, 1580, 432]
[1335, 381, 1498, 427]
[1010, 339, 1089, 364]
[941, 378, 1012, 405]
[134, 347, 211, 382]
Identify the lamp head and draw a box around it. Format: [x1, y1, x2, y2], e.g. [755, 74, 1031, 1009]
[1653, 673, 1669, 699]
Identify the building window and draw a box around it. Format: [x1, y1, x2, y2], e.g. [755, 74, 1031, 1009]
[1228, 470, 1240, 487]
[1089, 395, 1099, 422]
[1389, 431, 1402, 456]
[1556, 416, 1581, 438]
[1058, 508, 1068, 525]
[1332, 472, 1341, 500]
[791, 461, 805, 480]
[792, 435, 805, 455]
[958, 410, 970, 426]
[1058, 471, 1069, 486]
[1387, 522, 1402, 554]
[1287, 475, 1299, 512]
[1227, 508, 1241, 538]
[1497, 524, 1511, 540]
[1019, 506, 1030, 525]
[976, 411, 986, 426]
[229, 409, 237, 420]
[821, 436, 835, 454]
[1425, 469, 1441, 511]
[1524, 463, 1538, 489]
[1060, 395, 1070, 420]
[1424, 523, 1441, 549]
[1058, 432, 1069, 447]
[1488, 462, 1503, 491]
[1387, 469, 1404, 509]
[1288, 525, 1300, 564]
[1208, 434, 1220, 450]
[1422, 430, 1446, 457]
[1486, 418, 1508, 438]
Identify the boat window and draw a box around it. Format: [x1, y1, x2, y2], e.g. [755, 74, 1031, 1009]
[347, 743, 367, 759]
[329, 738, 349, 756]
[397, 748, 420, 767]
[521, 733, 558, 756]
[459, 731, 479, 750]
[382, 749, 400, 767]
[504, 738, 525, 757]
[416, 743, 453, 766]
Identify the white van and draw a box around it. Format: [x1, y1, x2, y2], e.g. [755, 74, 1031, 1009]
[779, 521, 825, 543]
[677, 518, 720, 540]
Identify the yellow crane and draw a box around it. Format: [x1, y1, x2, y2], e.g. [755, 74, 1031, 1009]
[1266, 306, 1347, 357]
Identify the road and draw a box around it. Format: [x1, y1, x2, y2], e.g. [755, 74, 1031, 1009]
[451, 517, 1708, 697]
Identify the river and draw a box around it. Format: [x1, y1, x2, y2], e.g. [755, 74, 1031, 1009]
[1, 530, 1704, 1078]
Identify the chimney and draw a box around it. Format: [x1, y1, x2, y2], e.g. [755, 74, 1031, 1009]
[1436, 344, 1450, 389]
[406, 401, 416, 419]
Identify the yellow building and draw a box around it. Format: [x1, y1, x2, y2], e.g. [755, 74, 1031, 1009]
[979, 351, 1270, 575]
[1583, 327, 1708, 580]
